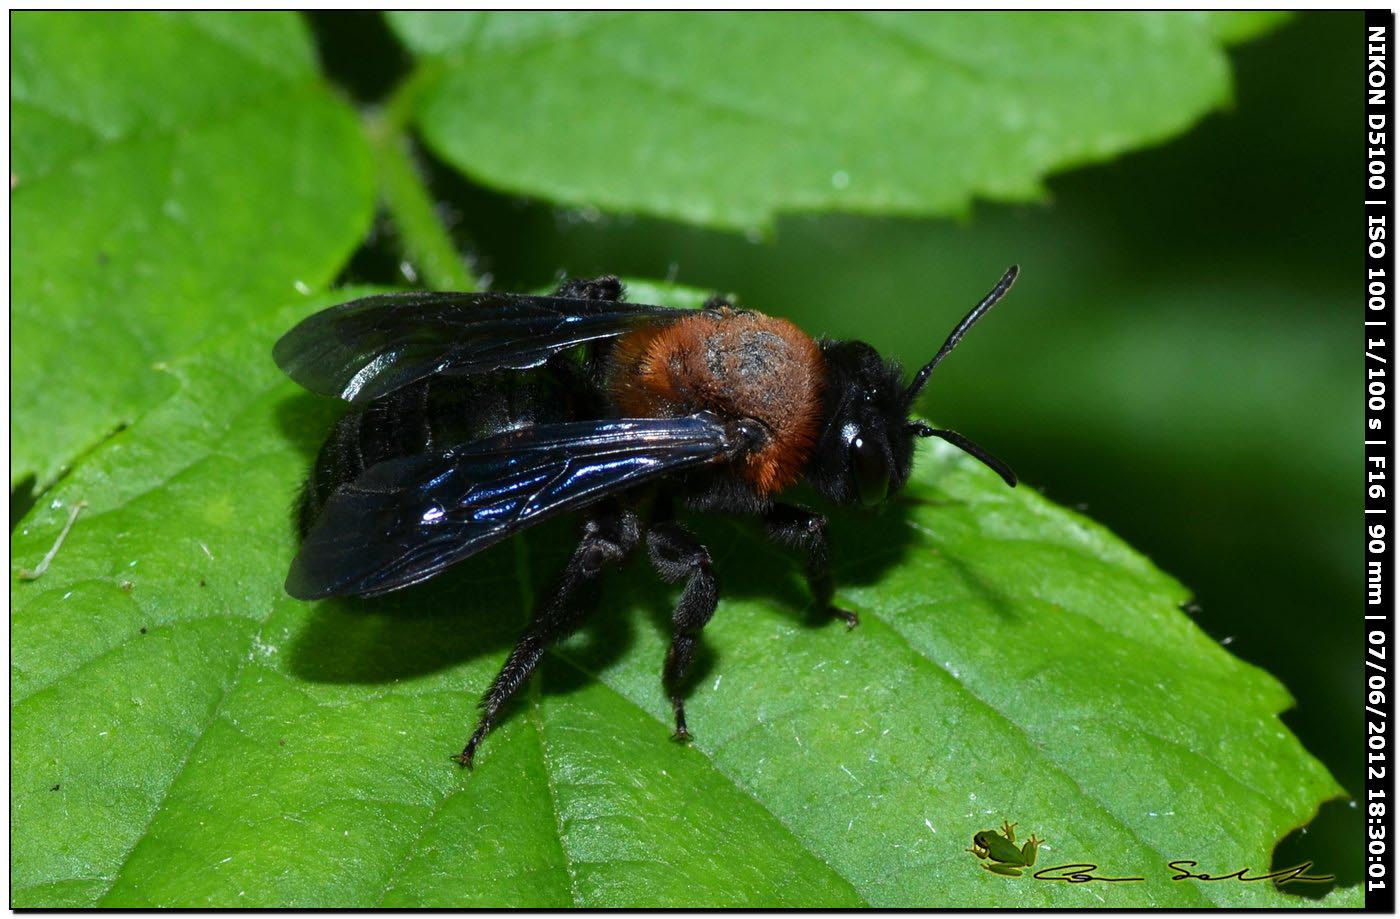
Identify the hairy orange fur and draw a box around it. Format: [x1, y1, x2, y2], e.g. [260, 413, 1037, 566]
[608, 308, 825, 495]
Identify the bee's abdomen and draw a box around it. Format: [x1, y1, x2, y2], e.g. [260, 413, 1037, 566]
[297, 370, 576, 535]
[608, 309, 825, 495]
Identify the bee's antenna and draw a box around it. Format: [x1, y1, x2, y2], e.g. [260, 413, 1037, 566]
[907, 423, 1018, 488]
[905, 265, 1019, 404]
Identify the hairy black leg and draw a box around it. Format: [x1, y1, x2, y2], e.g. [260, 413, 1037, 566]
[646, 520, 718, 741]
[459, 507, 640, 768]
[554, 274, 623, 301]
[763, 503, 859, 629]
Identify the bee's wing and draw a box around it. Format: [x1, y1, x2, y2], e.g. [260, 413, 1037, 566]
[273, 291, 681, 405]
[286, 413, 746, 600]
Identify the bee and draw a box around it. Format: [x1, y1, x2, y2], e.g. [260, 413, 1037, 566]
[275, 268, 1019, 767]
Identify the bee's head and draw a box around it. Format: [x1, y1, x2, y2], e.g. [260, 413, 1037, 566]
[805, 266, 1020, 507]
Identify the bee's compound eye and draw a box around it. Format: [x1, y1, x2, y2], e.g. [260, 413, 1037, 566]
[849, 434, 890, 506]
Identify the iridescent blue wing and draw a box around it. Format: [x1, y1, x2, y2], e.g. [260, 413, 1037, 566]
[273, 291, 681, 405]
[286, 413, 746, 599]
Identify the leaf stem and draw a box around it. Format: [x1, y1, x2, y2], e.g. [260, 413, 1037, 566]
[363, 65, 476, 292]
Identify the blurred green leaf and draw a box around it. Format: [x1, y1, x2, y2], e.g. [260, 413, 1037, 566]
[1205, 10, 1294, 45]
[386, 12, 1274, 232]
[12, 280, 1352, 907]
[11, 11, 375, 492]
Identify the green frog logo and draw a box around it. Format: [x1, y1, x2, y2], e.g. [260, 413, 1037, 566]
[967, 821, 1043, 877]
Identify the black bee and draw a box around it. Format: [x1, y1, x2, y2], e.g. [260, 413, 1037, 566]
[275, 268, 1019, 767]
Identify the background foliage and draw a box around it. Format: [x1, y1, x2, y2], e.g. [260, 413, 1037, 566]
[11, 11, 1361, 907]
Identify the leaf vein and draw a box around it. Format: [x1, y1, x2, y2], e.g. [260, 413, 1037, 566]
[12, 613, 254, 708]
[546, 648, 871, 907]
[518, 534, 585, 908]
[94, 607, 281, 905]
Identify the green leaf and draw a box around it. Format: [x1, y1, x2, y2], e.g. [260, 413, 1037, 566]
[386, 12, 1272, 232]
[12, 281, 1354, 907]
[11, 11, 375, 493]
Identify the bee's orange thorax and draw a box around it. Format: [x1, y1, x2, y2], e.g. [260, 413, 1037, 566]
[608, 308, 825, 496]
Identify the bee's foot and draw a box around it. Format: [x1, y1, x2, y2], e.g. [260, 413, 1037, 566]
[456, 723, 489, 769]
[833, 607, 860, 630]
[670, 697, 693, 743]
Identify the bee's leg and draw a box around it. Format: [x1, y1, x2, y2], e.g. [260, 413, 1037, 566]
[553, 275, 622, 301]
[458, 507, 639, 768]
[646, 521, 718, 741]
[762, 503, 859, 629]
